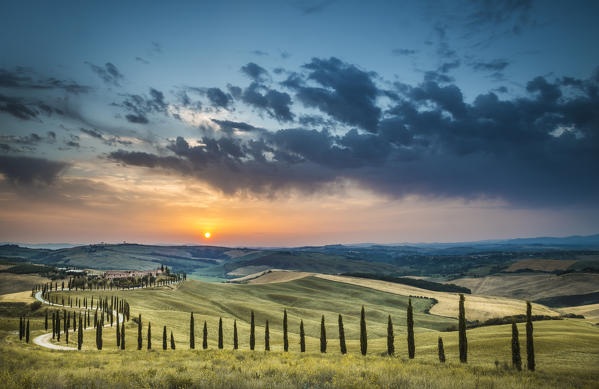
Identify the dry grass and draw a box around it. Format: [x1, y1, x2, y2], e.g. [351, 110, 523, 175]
[315, 274, 559, 321]
[2, 274, 598, 388]
[558, 303, 599, 324]
[0, 291, 36, 303]
[0, 273, 52, 295]
[231, 269, 315, 284]
[505, 259, 577, 272]
[450, 273, 599, 300]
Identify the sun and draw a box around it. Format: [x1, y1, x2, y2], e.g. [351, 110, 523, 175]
[204, 232, 211, 239]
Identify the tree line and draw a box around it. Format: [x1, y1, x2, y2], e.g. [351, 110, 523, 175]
[31, 272, 183, 296]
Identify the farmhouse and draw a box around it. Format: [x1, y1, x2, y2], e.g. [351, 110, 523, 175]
[104, 269, 163, 279]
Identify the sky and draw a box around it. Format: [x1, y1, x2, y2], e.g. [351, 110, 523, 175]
[0, 0, 598, 246]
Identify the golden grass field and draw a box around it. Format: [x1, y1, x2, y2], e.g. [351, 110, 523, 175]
[450, 272, 599, 301]
[0, 273, 52, 295]
[1, 275, 598, 388]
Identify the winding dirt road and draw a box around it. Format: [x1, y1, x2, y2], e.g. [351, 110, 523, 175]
[33, 290, 124, 350]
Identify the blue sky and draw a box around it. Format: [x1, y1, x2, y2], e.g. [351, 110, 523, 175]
[0, 0, 598, 245]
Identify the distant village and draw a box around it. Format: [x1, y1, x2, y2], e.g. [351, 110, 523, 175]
[55, 264, 172, 280]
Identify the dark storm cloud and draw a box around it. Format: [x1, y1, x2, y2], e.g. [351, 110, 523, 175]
[251, 50, 268, 56]
[0, 155, 69, 185]
[115, 88, 168, 124]
[241, 63, 269, 82]
[80, 127, 103, 139]
[85, 62, 124, 86]
[78, 127, 132, 147]
[125, 114, 148, 124]
[135, 57, 150, 65]
[0, 133, 51, 153]
[0, 68, 90, 94]
[227, 85, 242, 100]
[107, 63, 599, 206]
[206, 88, 232, 109]
[0, 94, 64, 121]
[0, 132, 57, 149]
[241, 83, 294, 122]
[211, 119, 259, 134]
[287, 57, 381, 132]
[0, 94, 38, 120]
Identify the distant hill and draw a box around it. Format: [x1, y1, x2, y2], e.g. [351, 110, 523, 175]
[1, 233, 598, 282]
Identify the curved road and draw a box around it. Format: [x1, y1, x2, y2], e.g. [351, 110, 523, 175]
[33, 290, 124, 350]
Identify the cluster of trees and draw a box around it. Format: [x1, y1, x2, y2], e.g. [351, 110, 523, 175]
[41, 292, 130, 323]
[32, 272, 183, 296]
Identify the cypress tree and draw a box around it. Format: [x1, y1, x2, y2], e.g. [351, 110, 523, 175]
[120, 320, 125, 350]
[233, 320, 238, 350]
[387, 315, 394, 355]
[459, 294, 468, 363]
[299, 320, 305, 352]
[202, 321, 208, 349]
[189, 312, 195, 349]
[57, 314, 60, 342]
[66, 317, 69, 344]
[265, 320, 270, 351]
[19, 316, 23, 341]
[26, 319, 30, 343]
[526, 302, 535, 371]
[338, 314, 347, 354]
[147, 322, 152, 350]
[320, 315, 327, 353]
[116, 317, 120, 347]
[407, 298, 415, 359]
[52, 312, 55, 339]
[73, 312, 77, 332]
[137, 314, 142, 350]
[438, 337, 446, 363]
[97, 318, 103, 350]
[218, 317, 223, 349]
[163, 326, 167, 350]
[78, 314, 83, 350]
[250, 310, 255, 350]
[283, 309, 288, 352]
[45, 310, 48, 330]
[360, 305, 367, 356]
[512, 322, 522, 371]
[170, 331, 175, 349]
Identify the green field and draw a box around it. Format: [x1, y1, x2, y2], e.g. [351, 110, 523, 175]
[1, 277, 599, 388]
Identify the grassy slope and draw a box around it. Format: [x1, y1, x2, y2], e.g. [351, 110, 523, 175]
[0, 273, 53, 295]
[0, 277, 598, 388]
[450, 273, 599, 301]
[222, 251, 402, 277]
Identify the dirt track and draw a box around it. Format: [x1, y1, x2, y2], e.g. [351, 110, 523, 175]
[32, 290, 124, 351]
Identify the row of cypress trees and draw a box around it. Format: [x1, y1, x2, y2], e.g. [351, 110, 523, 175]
[28, 291, 535, 370]
[181, 295, 534, 370]
[180, 299, 449, 357]
[18, 316, 30, 343]
[33, 275, 182, 295]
